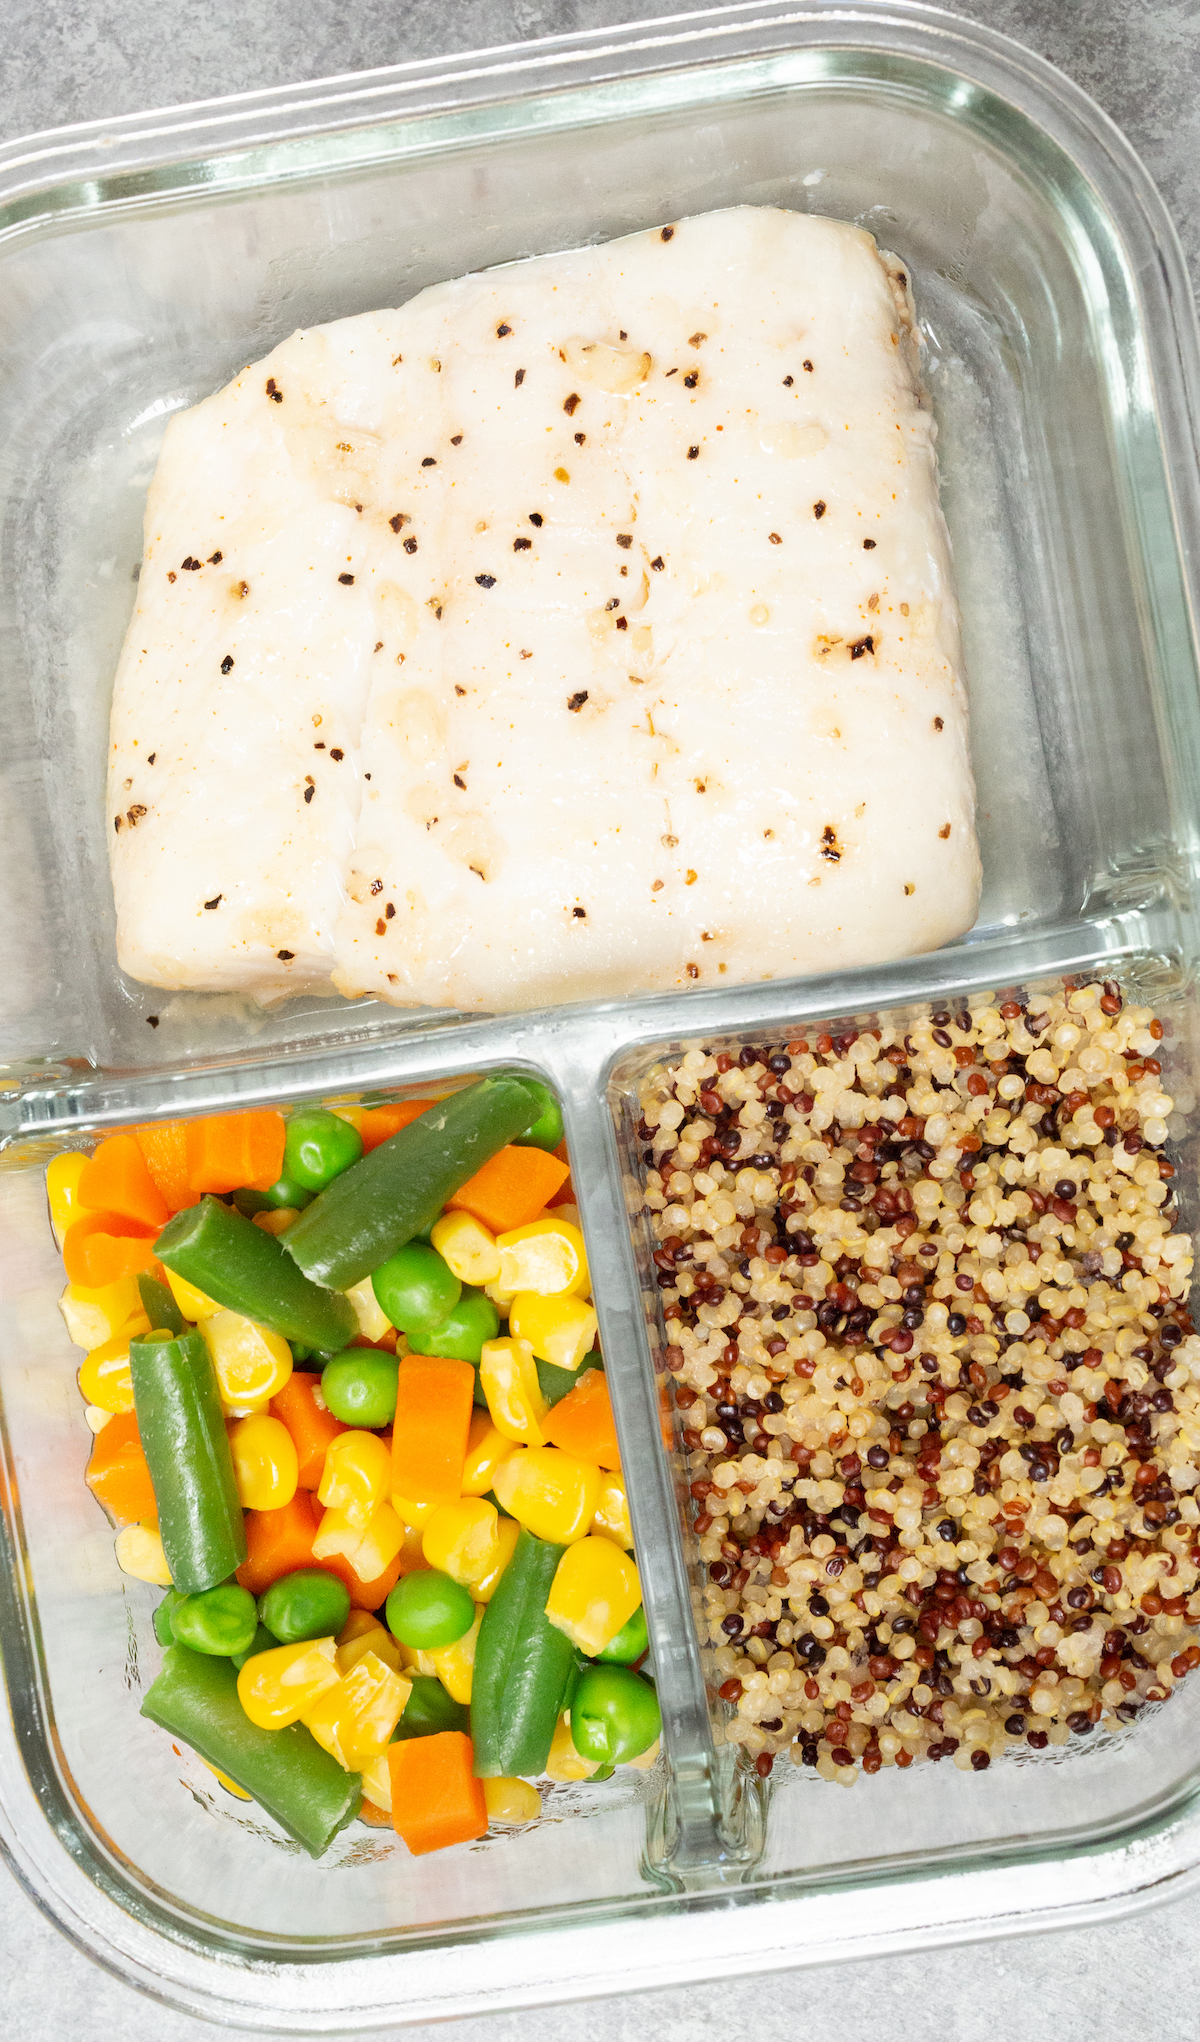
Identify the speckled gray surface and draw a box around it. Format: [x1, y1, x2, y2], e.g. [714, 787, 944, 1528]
[4, 1, 1200, 2034]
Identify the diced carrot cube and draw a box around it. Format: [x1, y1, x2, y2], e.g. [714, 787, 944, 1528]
[388, 1732, 488, 1855]
[446, 1146, 570, 1233]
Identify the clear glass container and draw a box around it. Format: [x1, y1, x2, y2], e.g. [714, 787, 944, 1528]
[3, 1, 1200, 2026]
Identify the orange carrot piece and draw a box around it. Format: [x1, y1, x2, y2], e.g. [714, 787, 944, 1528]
[388, 1732, 488, 1855]
[541, 1367, 621, 1469]
[318, 1546, 404, 1613]
[446, 1145, 570, 1233]
[62, 1212, 159, 1288]
[269, 1372, 349, 1489]
[185, 1110, 287, 1197]
[236, 1490, 321, 1597]
[86, 1412, 158, 1527]
[78, 1133, 169, 1230]
[351, 1100, 438, 1154]
[390, 1354, 475, 1508]
[131, 1120, 194, 1214]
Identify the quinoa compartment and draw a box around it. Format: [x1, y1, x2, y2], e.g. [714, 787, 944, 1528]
[634, 977, 1200, 1782]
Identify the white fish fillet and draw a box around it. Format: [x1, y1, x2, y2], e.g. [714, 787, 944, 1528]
[108, 206, 979, 1010]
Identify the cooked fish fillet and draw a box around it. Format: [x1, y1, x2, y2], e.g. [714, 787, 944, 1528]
[109, 206, 979, 1010]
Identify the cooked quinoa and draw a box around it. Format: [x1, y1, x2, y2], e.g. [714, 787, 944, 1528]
[634, 978, 1200, 1781]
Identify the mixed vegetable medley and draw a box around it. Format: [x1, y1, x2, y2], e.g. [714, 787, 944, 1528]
[49, 1074, 660, 1859]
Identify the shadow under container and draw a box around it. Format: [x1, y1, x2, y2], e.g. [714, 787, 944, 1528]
[3, 0, 1200, 2026]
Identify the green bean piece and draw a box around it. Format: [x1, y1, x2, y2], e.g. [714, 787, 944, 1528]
[129, 1331, 246, 1594]
[537, 1351, 602, 1407]
[282, 1073, 542, 1291]
[470, 1528, 576, 1777]
[391, 1674, 470, 1741]
[170, 1582, 258, 1658]
[138, 1274, 185, 1338]
[142, 1645, 360, 1857]
[156, 1195, 356, 1352]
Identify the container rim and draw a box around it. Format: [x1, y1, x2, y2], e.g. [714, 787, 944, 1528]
[5, 1, 1200, 2025]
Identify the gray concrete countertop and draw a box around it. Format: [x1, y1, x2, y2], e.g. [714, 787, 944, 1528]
[3, 2, 1200, 2035]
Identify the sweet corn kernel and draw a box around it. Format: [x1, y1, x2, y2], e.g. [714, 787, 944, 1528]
[491, 1445, 601, 1544]
[301, 1650, 412, 1769]
[237, 1637, 340, 1730]
[114, 1523, 172, 1586]
[201, 1309, 293, 1410]
[319, 1430, 392, 1529]
[431, 1210, 502, 1285]
[508, 1292, 597, 1372]
[422, 1497, 501, 1586]
[623, 1738, 660, 1772]
[58, 1276, 147, 1351]
[229, 1412, 299, 1511]
[428, 1605, 483, 1704]
[461, 1409, 516, 1497]
[360, 1750, 392, 1813]
[495, 1217, 589, 1300]
[313, 1500, 405, 1580]
[337, 1608, 384, 1646]
[592, 1472, 634, 1548]
[165, 1269, 223, 1322]
[545, 1535, 641, 1655]
[482, 1776, 542, 1824]
[47, 1153, 90, 1246]
[253, 1208, 300, 1237]
[391, 1491, 438, 1531]
[78, 1332, 137, 1415]
[344, 1275, 394, 1342]
[480, 1335, 548, 1445]
[200, 1761, 253, 1800]
[546, 1712, 601, 1782]
[84, 1405, 113, 1434]
[474, 1515, 520, 1601]
[336, 1625, 403, 1676]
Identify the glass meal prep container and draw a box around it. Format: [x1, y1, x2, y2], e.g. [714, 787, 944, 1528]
[3, 0, 1200, 2025]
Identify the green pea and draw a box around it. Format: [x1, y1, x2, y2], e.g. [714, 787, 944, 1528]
[264, 1174, 315, 1211]
[569, 1664, 661, 1767]
[511, 1079, 564, 1153]
[595, 1604, 648, 1664]
[231, 1623, 278, 1671]
[391, 1673, 470, 1740]
[284, 1110, 364, 1194]
[258, 1568, 351, 1645]
[406, 1287, 499, 1364]
[170, 1582, 259, 1659]
[321, 1350, 399, 1428]
[153, 1587, 184, 1648]
[537, 1351, 601, 1407]
[386, 1569, 475, 1649]
[371, 1242, 460, 1333]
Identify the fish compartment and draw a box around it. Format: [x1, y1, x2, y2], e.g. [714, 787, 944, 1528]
[1, 0, 1198, 1097]
[3, 0, 1200, 2028]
